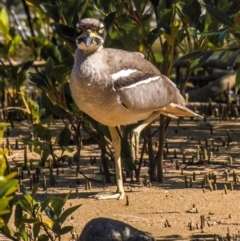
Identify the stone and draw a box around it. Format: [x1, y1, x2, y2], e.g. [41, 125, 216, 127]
[79, 217, 154, 241]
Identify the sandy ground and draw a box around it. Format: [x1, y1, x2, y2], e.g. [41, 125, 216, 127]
[3, 116, 240, 240]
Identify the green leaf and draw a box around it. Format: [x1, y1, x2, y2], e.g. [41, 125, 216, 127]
[0, 200, 10, 215]
[40, 3, 60, 22]
[116, 18, 138, 32]
[19, 225, 28, 241]
[91, 0, 111, 14]
[147, 28, 159, 46]
[41, 148, 50, 161]
[56, 127, 71, 147]
[5, 171, 17, 180]
[0, 7, 9, 36]
[51, 197, 64, 218]
[19, 199, 32, 214]
[187, 27, 197, 37]
[41, 92, 68, 117]
[176, 0, 201, 27]
[31, 183, 39, 198]
[218, 49, 228, 61]
[62, 191, 72, 205]
[189, 50, 214, 73]
[33, 146, 41, 155]
[59, 204, 81, 224]
[57, 44, 74, 63]
[173, 50, 203, 64]
[39, 108, 46, 119]
[5, 40, 12, 55]
[16, 68, 27, 87]
[44, 57, 54, 76]
[61, 146, 74, 153]
[22, 61, 33, 70]
[120, 32, 139, 51]
[59, 225, 73, 235]
[142, 13, 152, 22]
[41, 195, 54, 212]
[60, 0, 81, 25]
[41, 115, 53, 128]
[227, 49, 240, 69]
[132, 0, 145, 13]
[154, 52, 163, 63]
[0, 200, 10, 212]
[33, 222, 41, 239]
[218, 28, 228, 45]
[52, 222, 61, 235]
[0, 8, 10, 29]
[27, 97, 39, 110]
[33, 124, 52, 142]
[38, 234, 49, 241]
[175, 29, 186, 44]
[28, 72, 47, 88]
[104, 11, 116, 33]
[20, 218, 39, 223]
[14, 203, 23, 227]
[158, 8, 173, 23]
[218, 42, 239, 61]
[51, 23, 75, 44]
[51, 64, 71, 84]
[0, 209, 11, 216]
[235, 65, 240, 93]
[45, 206, 57, 221]
[41, 44, 61, 63]
[23, 189, 37, 207]
[205, 5, 234, 26]
[0, 179, 18, 197]
[150, 0, 159, 7]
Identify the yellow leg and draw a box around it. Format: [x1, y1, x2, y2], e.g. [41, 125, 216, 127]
[94, 112, 161, 200]
[94, 127, 124, 200]
[109, 126, 125, 199]
[131, 111, 161, 160]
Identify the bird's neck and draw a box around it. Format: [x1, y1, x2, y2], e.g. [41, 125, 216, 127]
[78, 45, 103, 56]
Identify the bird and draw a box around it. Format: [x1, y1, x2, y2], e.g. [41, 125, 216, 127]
[70, 18, 201, 200]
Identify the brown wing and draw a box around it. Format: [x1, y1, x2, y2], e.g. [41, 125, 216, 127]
[117, 74, 186, 113]
[102, 49, 186, 113]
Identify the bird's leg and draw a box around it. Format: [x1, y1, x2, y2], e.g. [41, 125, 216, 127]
[156, 115, 171, 182]
[131, 131, 140, 162]
[110, 127, 125, 197]
[131, 112, 161, 158]
[94, 126, 125, 200]
[130, 112, 162, 180]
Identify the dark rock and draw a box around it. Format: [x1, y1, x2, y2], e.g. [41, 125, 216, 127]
[79, 217, 154, 241]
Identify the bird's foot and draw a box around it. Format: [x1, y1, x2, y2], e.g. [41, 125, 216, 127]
[91, 192, 125, 200]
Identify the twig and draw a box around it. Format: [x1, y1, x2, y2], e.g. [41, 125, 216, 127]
[79, 170, 103, 184]
[0, 107, 29, 113]
[112, 214, 149, 223]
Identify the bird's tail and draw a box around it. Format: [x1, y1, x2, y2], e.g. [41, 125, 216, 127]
[160, 103, 202, 118]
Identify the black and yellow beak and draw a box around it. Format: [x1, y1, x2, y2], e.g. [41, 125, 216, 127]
[83, 30, 98, 47]
[84, 35, 92, 47]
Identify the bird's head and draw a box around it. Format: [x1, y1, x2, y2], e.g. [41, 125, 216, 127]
[75, 18, 106, 53]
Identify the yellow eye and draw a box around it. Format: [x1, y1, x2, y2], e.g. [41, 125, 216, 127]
[76, 23, 82, 33]
[98, 23, 104, 34]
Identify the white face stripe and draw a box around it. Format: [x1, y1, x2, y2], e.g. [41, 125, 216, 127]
[118, 76, 159, 90]
[77, 35, 104, 53]
[111, 69, 137, 82]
